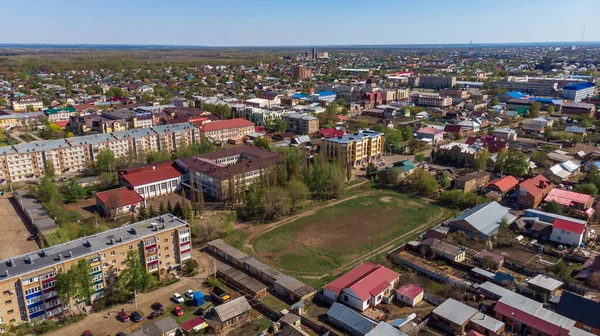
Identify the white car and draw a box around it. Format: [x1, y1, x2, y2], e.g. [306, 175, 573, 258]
[185, 290, 194, 299]
[173, 293, 184, 303]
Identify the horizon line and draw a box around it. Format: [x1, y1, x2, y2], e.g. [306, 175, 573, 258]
[1, 40, 599, 49]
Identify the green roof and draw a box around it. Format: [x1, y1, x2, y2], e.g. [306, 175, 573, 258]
[45, 106, 76, 114]
[516, 106, 529, 115]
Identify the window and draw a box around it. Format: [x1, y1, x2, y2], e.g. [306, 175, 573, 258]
[4, 300, 11, 305]
[110, 251, 115, 256]
[42, 281, 55, 290]
[171, 180, 177, 187]
[7, 310, 13, 315]
[120, 252, 125, 256]
[102, 254, 106, 259]
[149, 185, 156, 192]
[24, 287, 40, 296]
[163, 238, 168, 243]
[583, 325, 592, 332]
[129, 245, 133, 250]
[2, 291, 9, 296]
[161, 182, 167, 189]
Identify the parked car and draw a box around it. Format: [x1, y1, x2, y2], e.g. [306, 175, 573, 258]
[185, 290, 194, 299]
[172, 293, 184, 303]
[118, 310, 129, 322]
[174, 306, 184, 316]
[116, 333, 127, 336]
[82, 331, 93, 336]
[130, 311, 143, 323]
[149, 310, 165, 319]
[151, 302, 164, 311]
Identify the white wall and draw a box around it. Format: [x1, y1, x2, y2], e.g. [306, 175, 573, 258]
[550, 228, 583, 247]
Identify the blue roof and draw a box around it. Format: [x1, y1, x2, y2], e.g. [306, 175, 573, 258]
[563, 82, 595, 91]
[292, 93, 308, 99]
[565, 126, 586, 133]
[506, 91, 528, 99]
[318, 91, 336, 96]
[528, 97, 563, 104]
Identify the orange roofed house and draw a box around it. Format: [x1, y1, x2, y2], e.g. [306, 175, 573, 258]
[516, 174, 554, 208]
[322, 262, 400, 311]
[118, 160, 185, 199]
[95, 187, 144, 217]
[199, 118, 254, 144]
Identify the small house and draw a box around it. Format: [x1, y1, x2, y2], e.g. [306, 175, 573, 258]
[208, 297, 252, 333]
[395, 284, 424, 307]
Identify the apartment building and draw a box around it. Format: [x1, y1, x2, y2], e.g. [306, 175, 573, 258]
[380, 88, 410, 103]
[292, 65, 313, 79]
[199, 118, 254, 144]
[0, 215, 192, 325]
[282, 113, 319, 135]
[410, 76, 456, 89]
[439, 88, 469, 99]
[10, 96, 43, 112]
[0, 123, 199, 183]
[492, 81, 558, 96]
[177, 147, 281, 201]
[322, 130, 384, 167]
[562, 83, 596, 102]
[416, 95, 453, 108]
[0, 112, 18, 130]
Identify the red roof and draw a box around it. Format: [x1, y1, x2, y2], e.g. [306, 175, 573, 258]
[553, 218, 585, 234]
[444, 124, 465, 133]
[417, 127, 443, 135]
[465, 135, 508, 153]
[488, 175, 519, 193]
[72, 104, 96, 112]
[396, 284, 424, 299]
[180, 317, 206, 331]
[319, 128, 346, 138]
[494, 301, 569, 336]
[54, 120, 69, 129]
[96, 187, 143, 207]
[519, 174, 554, 198]
[119, 161, 184, 187]
[199, 118, 254, 132]
[323, 262, 399, 301]
[544, 188, 592, 207]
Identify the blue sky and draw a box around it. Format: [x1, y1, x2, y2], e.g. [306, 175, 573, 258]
[3, 0, 599, 46]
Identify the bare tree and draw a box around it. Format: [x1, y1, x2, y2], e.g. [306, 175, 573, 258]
[105, 192, 121, 220]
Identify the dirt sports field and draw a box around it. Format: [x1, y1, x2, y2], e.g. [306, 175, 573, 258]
[253, 193, 445, 275]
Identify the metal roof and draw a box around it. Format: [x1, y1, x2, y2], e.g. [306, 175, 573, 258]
[448, 202, 515, 237]
[433, 298, 477, 325]
[213, 297, 252, 322]
[0, 214, 188, 281]
[366, 322, 407, 336]
[322, 130, 382, 144]
[527, 274, 563, 291]
[327, 302, 377, 334]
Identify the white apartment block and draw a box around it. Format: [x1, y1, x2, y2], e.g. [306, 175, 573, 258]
[0, 123, 199, 183]
[11, 96, 44, 112]
[417, 95, 453, 108]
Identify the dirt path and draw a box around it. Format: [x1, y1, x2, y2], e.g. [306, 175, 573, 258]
[243, 191, 449, 281]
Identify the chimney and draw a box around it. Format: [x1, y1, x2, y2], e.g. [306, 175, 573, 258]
[26, 255, 33, 264]
[57, 254, 62, 260]
[8, 258, 14, 266]
[41, 249, 47, 257]
[4, 270, 7, 277]
[110, 238, 114, 245]
[67, 251, 72, 257]
[539, 180, 545, 189]
[86, 240, 92, 247]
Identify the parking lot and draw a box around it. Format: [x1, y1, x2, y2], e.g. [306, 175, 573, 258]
[0, 197, 39, 259]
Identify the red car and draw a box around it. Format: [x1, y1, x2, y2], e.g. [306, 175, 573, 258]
[174, 306, 183, 316]
[118, 310, 130, 322]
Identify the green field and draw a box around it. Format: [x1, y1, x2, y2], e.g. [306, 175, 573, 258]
[253, 192, 447, 276]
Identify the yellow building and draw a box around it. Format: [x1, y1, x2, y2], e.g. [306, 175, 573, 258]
[0, 113, 18, 130]
[323, 130, 384, 167]
[0, 214, 191, 325]
[10, 96, 43, 112]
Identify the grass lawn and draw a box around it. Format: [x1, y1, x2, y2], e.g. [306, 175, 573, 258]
[253, 192, 446, 276]
[260, 293, 289, 312]
[224, 230, 246, 251]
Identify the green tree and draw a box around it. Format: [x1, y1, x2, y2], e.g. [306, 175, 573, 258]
[173, 201, 184, 218]
[105, 87, 127, 98]
[583, 165, 600, 190]
[500, 151, 529, 177]
[542, 201, 563, 214]
[42, 123, 64, 139]
[574, 183, 598, 196]
[261, 187, 291, 221]
[366, 162, 378, 176]
[0, 98, 6, 106]
[490, 97, 499, 106]
[408, 139, 427, 154]
[73, 259, 93, 310]
[167, 200, 173, 214]
[415, 153, 426, 163]
[159, 201, 167, 215]
[266, 119, 287, 132]
[137, 205, 149, 220]
[530, 150, 549, 168]
[95, 149, 116, 173]
[37, 177, 61, 203]
[148, 204, 158, 217]
[44, 161, 55, 179]
[474, 149, 491, 171]
[61, 178, 86, 203]
[547, 105, 555, 114]
[406, 168, 438, 197]
[254, 136, 272, 150]
[120, 250, 154, 310]
[438, 174, 450, 188]
[286, 179, 310, 211]
[54, 269, 77, 315]
[529, 101, 541, 118]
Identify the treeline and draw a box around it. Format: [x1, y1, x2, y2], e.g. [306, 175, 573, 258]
[238, 147, 347, 222]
